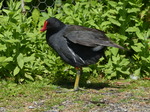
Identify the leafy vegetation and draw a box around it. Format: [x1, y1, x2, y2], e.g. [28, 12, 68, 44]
[0, 0, 149, 83]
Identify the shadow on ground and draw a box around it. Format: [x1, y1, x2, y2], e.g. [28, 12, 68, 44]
[51, 79, 125, 90]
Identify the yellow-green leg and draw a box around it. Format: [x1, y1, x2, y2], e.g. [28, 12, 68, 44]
[74, 67, 82, 91]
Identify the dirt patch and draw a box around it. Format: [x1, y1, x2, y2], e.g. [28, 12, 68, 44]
[33, 86, 150, 112]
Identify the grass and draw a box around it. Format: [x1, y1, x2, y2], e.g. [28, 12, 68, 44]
[0, 78, 150, 112]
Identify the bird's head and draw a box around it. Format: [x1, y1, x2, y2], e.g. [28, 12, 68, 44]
[40, 17, 65, 32]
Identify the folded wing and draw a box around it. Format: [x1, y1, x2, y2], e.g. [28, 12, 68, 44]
[64, 25, 125, 49]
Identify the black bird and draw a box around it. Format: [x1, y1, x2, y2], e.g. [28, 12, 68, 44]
[40, 17, 124, 90]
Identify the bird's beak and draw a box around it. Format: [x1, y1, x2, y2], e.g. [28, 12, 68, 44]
[40, 21, 48, 32]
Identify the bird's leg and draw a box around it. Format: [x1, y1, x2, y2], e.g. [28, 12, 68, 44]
[74, 67, 82, 91]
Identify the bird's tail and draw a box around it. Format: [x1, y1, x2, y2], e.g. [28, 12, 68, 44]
[111, 43, 126, 50]
[105, 41, 127, 50]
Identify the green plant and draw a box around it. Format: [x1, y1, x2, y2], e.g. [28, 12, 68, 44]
[0, 0, 48, 82]
[96, 0, 150, 79]
[0, 0, 149, 83]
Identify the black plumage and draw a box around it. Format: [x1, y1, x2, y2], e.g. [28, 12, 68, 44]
[40, 17, 124, 90]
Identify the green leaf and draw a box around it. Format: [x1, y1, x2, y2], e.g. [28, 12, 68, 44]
[0, 57, 13, 67]
[74, 2, 80, 12]
[110, 71, 117, 78]
[32, 9, 40, 24]
[131, 46, 142, 52]
[36, 75, 43, 80]
[86, 20, 98, 28]
[4, 39, 20, 43]
[17, 53, 24, 69]
[131, 43, 144, 52]
[0, 34, 4, 38]
[0, 57, 7, 62]
[83, 67, 92, 72]
[108, 1, 117, 7]
[110, 47, 119, 56]
[119, 35, 128, 41]
[24, 0, 32, 2]
[0, 57, 12, 63]
[25, 74, 34, 81]
[133, 68, 141, 76]
[0, 0, 4, 9]
[107, 10, 117, 14]
[126, 27, 139, 32]
[15, 1, 21, 10]
[127, 8, 140, 13]
[116, 67, 130, 74]
[105, 68, 113, 74]
[120, 59, 129, 66]
[4, 57, 13, 62]
[19, 78, 25, 82]
[13, 66, 20, 76]
[73, 17, 82, 24]
[101, 21, 111, 27]
[0, 44, 6, 51]
[112, 55, 120, 64]
[136, 31, 144, 40]
[63, 3, 72, 15]
[108, 18, 121, 26]
[2, 9, 10, 15]
[141, 56, 150, 63]
[24, 6, 30, 10]
[24, 55, 35, 62]
[64, 16, 74, 24]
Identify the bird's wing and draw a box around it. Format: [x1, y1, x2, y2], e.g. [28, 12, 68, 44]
[64, 25, 124, 49]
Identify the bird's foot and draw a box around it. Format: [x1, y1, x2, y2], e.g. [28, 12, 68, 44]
[71, 87, 85, 92]
[55, 87, 85, 93]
